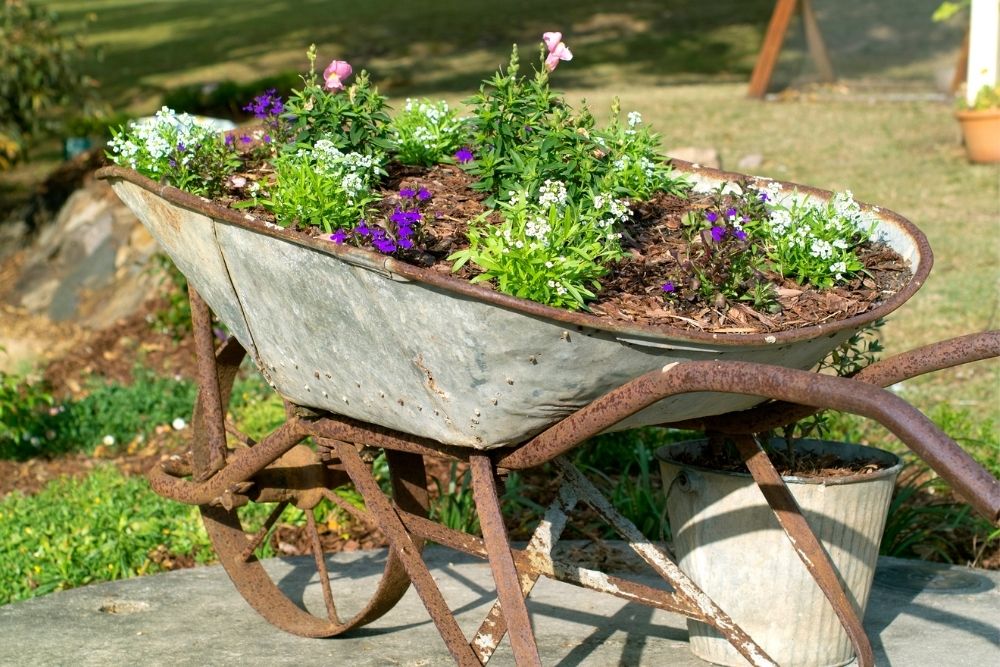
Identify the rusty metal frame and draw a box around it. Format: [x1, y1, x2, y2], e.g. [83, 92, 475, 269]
[148, 286, 999, 664]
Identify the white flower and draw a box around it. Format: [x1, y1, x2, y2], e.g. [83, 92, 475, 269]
[830, 261, 848, 281]
[538, 179, 568, 208]
[809, 239, 834, 260]
[102, 435, 116, 446]
[172, 418, 187, 431]
[627, 111, 642, 127]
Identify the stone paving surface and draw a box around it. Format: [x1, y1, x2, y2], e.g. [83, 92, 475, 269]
[1, 548, 997, 666]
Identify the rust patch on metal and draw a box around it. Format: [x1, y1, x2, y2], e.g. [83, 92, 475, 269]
[414, 354, 448, 401]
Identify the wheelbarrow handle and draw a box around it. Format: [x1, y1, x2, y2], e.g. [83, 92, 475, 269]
[681, 331, 999, 435]
[498, 335, 1000, 523]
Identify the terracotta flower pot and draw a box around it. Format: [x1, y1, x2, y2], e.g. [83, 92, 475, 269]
[955, 109, 1000, 163]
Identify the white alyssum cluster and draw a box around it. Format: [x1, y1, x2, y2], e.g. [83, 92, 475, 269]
[307, 139, 380, 202]
[537, 179, 568, 208]
[107, 106, 208, 172]
[592, 193, 630, 238]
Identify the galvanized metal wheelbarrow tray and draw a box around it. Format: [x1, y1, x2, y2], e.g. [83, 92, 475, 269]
[98, 163, 1000, 666]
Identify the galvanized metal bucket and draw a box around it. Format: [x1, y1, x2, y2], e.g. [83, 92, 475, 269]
[98, 163, 931, 449]
[657, 438, 902, 667]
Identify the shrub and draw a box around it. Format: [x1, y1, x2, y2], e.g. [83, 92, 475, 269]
[0, 0, 98, 167]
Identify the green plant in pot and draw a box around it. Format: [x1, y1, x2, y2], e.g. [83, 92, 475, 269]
[954, 84, 1000, 163]
[934, 1, 1000, 163]
[656, 327, 904, 667]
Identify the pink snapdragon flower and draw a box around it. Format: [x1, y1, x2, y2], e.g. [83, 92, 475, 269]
[323, 60, 353, 91]
[542, 31, 573, 72]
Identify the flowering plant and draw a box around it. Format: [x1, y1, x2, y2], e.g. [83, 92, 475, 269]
[108, 35, 905, 331]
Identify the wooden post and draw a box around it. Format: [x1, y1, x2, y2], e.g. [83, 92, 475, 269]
[748, 0, 836, 98]
[748, 0, 800, 98]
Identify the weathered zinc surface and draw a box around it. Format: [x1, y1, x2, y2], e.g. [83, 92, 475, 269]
[106, 166, 928, 449]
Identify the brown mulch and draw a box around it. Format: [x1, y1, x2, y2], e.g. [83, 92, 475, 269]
[223, 162, 912, 335]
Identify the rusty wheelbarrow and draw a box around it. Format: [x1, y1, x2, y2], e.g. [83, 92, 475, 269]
[98, 163, 1000, 666]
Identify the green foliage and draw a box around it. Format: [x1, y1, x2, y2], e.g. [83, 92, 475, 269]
[450, 185, 629, 310]
[428, 463, 480, 534]
[281, 45, 394, 156]
[390, 98, 468, 166]
[961, 84, 1000, 111]
[147, 254, 192, 340]
[0, 366, 196, 461]
[0, 370, 55, 458]
[230, 371, 287, 441]
[0, 465, 213, 605]
[760, 189, 875, 289]
[258, 139, 383, 233]
[107, 107, 241, 197]
[464, 46, 688, 205]
[0, 0, 98, 168]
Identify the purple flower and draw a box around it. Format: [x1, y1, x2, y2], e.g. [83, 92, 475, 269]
[244, 89, 284, 119]
[399, 187, 416, 199]
[356, 220, 371, 237]
[263, 134, 272, 144]
[240, 135, 253, 144]
[454, 147, 474, 164]
[168, 158, 177, 168]
[705, 210, 718, 223]
[661, 281, 676, 293]
[329, 229, 348, 244]
[759, 191, 769, 202]
[398, 238, 414, 250]
[224, 134, 235, 147]
[390, 207, 421, 225]
[417, 187, 432, 201]
[710, 226, 725, 243]
[176, 142, 186, 152]
[725, 207, 737, 219]
[733, 228, 748, 241]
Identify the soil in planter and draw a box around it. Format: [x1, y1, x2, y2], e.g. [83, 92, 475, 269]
[665, 440, 892, 479]
[219, 161, 912, 335]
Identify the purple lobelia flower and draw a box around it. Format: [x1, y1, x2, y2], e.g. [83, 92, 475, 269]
[661, 281, 676, 293]
[710, 226, 726, 243]
[705, 210, 718, 223]
[454, 147, 474, 163]
[417, 187, 432, 201]
[329, 229, 348, 244]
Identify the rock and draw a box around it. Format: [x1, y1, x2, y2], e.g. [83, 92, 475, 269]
[665, 146, 720, 170]
[4, 175, 162, 329]
[737, 153, 764, 170]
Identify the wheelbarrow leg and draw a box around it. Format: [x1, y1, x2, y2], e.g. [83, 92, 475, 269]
[469, 455, 542, 666]
[334, 442, 481, 666]
[553, 457, 778, 667]
[731, 434, 875, 667]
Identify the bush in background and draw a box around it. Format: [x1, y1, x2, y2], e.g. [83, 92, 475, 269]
[0, 0, 100, 168]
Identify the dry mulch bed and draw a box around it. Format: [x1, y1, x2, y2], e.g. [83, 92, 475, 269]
[224, 162, 912, 335]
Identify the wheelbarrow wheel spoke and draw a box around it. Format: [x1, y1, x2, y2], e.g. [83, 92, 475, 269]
[306, 509, 341, 625]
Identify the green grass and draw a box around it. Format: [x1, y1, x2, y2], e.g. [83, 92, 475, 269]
[0, 465, 213, 605]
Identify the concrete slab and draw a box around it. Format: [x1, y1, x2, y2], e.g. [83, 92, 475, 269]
[0, 548, 997, 666]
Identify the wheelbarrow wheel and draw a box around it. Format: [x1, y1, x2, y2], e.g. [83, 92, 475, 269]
[200, 450, 428, 638]
[193, 338, 429, 637]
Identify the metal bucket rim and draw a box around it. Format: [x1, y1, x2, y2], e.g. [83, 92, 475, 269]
[655, 437, 904, 486]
